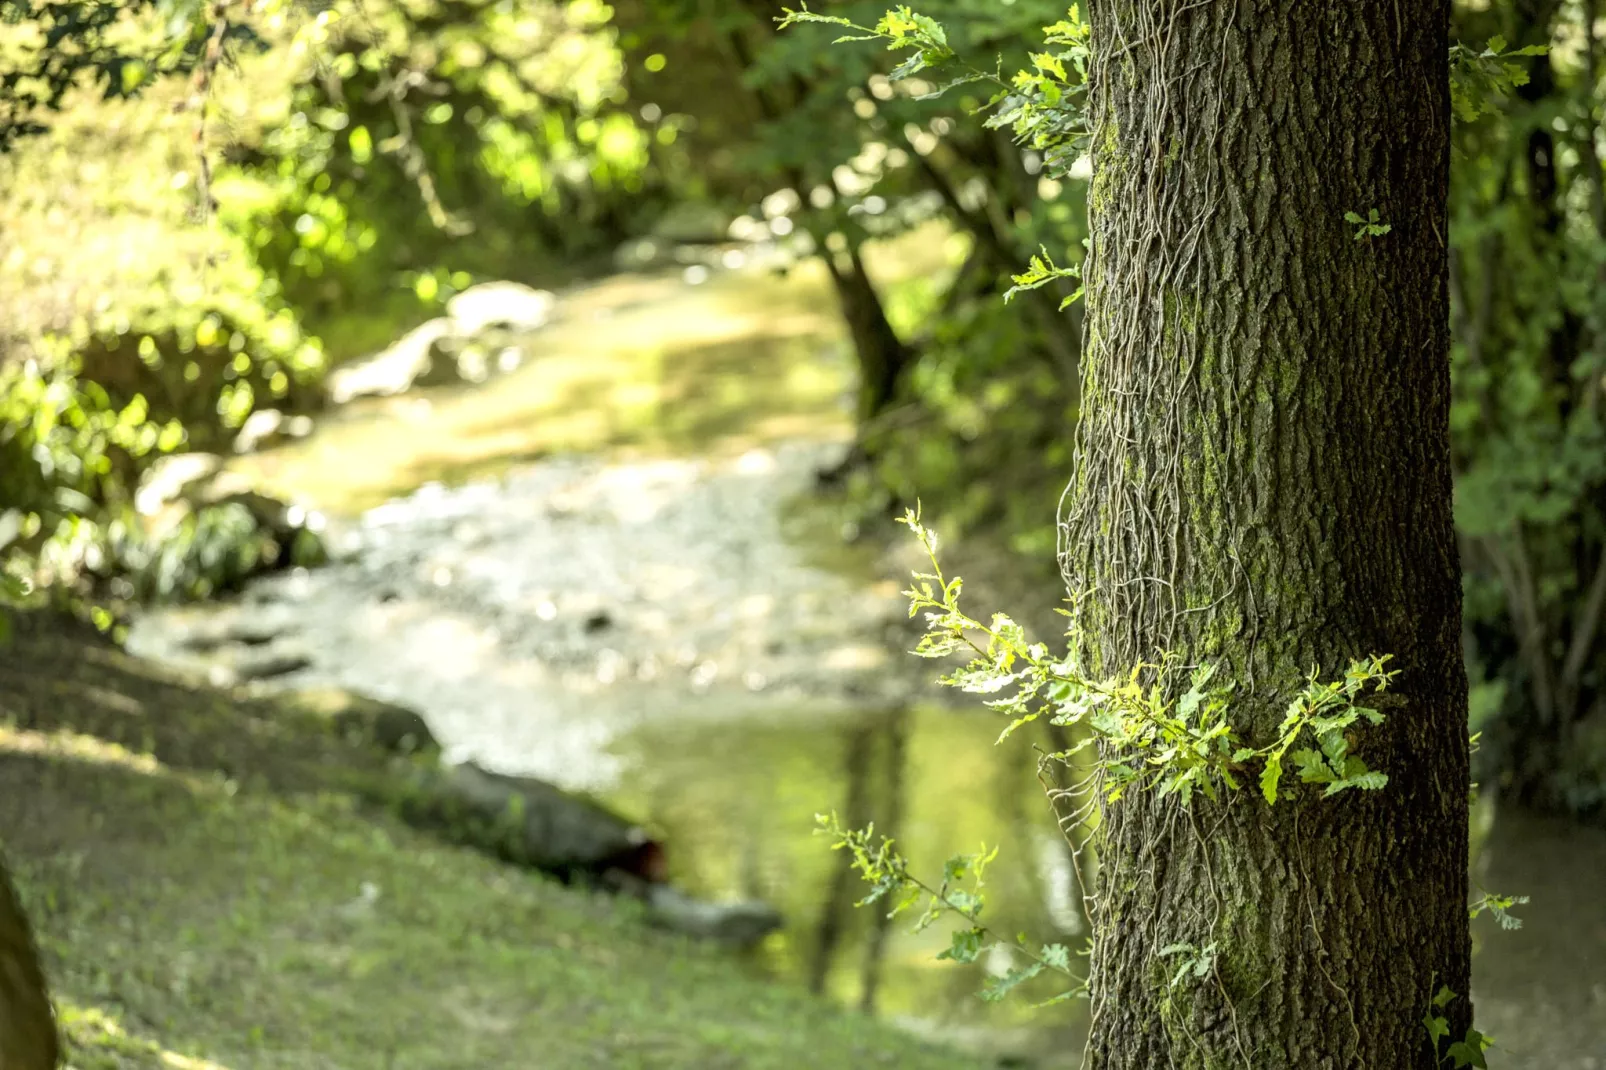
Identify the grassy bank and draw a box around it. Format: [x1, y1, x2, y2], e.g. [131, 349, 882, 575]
[0, 613, 979, 1070]
[233, 225, 969, 516]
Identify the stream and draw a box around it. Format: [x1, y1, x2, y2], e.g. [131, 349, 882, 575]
[126, 259, 1605, 1068]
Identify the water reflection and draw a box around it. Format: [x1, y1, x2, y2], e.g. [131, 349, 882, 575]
[607, 702, 1606, 1068]
[1470, 809, 1606, 1069]
[606, 705, 1092, 1064]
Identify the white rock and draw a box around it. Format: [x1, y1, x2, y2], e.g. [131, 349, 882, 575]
[233, 408, 283, 454]
[446, 282, 556, 336]
[135, 453, 225, 516]
[326, 318, 454, 404]
[232, 408, 313, 454]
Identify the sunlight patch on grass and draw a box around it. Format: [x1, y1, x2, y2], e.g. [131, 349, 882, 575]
[234, 266, 853, 513]
[232, 222, 964, 515]
[59, 1001, 233, 1070]
[0, 726, 165, 778]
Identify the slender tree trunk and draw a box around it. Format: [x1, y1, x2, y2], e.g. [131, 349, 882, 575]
[1064, 3, 1470, 1066]
[823, 242, 913, 425]
[706, 11, 915, 432]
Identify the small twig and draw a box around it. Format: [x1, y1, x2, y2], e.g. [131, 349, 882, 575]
[179, 0, 233, 221]
[377, 70, 474, 237]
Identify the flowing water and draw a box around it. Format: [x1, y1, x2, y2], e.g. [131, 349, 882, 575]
[128, 254, 1605, 1068]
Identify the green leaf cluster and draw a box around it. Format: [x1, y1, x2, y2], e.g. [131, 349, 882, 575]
[779, 6, 957, 82]
[1468, 889, 1529, 932]
[1264, 654, 1395, 803]
[1157, 941, 1218, 989]
[900, 508, 1397, 808]
[1343, 207, 1392, 241]
[815, 811, 1083, 1007]
[1425, 985, 1494, 1069]
[1449, 36, 1550, 123]
[1003, 246, 1083, 308]
[981, 5, 1090, 177]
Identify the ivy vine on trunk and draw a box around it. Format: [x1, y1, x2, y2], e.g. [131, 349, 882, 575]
[788, 1, 1477, 1066]
[1063, 2, 1471, 1065]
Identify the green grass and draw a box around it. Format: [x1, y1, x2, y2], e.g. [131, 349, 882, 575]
[0, 614, 982, 1069]
[232, 223, 967, 516]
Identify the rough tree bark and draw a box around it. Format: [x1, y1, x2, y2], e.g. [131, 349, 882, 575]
[1061, 2, 1470, 1067]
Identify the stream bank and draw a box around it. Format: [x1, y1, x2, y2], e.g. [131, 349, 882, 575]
[119, 251, 1606, 1068]
[0, 612, 986, 1070]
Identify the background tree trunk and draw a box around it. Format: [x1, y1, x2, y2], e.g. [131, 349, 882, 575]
[1063, 3, 1471, 1066]
[0, 857, 59, 1070]
[825, 243, 913, 426]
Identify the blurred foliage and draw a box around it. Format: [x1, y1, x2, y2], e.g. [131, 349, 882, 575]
[0, 0, 669, 609]
[1447, 0, 1606, 816]
[619, 0, 1087, 551]
[0, 352, 321, 608]
[2, 0, 1603, 818]
[223, 0, 671, 355]
[1, 2, 321, 608]
[0, 0, 251, 150]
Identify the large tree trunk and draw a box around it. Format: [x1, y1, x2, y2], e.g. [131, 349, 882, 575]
[1063, 3, 1470, 1066]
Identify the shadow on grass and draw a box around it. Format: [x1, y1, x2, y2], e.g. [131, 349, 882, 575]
[0, 613, 979, 1070]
